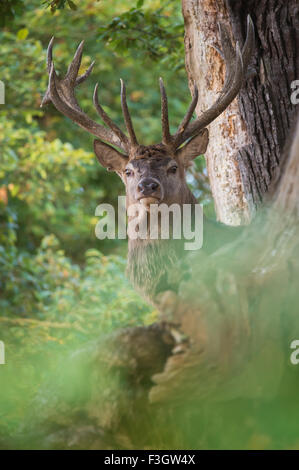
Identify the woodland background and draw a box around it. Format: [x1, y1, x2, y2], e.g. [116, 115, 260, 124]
[0, 0, 299, 450]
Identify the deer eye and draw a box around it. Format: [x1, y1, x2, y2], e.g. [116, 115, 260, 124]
[168, 166, 178, 174]
[125, 169, 133, 177]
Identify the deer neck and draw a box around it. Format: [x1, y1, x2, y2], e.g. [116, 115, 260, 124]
[126, 188, 196, 300]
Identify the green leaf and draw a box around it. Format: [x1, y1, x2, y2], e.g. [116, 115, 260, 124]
[17, 28, 29, 41]
[67, 0, 77, 10]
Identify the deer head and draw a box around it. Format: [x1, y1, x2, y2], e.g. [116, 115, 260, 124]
[41, 16, 254, 214]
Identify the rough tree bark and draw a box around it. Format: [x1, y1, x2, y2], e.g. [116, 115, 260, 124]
[182, 0, 298, 225]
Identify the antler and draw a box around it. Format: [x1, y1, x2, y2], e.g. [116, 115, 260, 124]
[41, 37, 138, 154]
[42, 16, 254, 157]
[160, 15, 255, 150]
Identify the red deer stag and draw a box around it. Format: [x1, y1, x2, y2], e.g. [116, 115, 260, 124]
[41, 16, 254, 300]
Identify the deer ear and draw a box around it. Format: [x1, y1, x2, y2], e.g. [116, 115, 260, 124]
[94, 140, 128, 172]
[176, 129, 209, 166]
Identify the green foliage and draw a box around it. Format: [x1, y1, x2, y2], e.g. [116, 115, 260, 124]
[0, 114, 97, 254]
[0, 238, 153, 444]
[0, 234, 152, 325]
[98, 3, 185, 69]
[0, 0, 24, 27]
[0, 0, 79, 26]
[0, 30, 47, 121]
[44, 0, 78, 13]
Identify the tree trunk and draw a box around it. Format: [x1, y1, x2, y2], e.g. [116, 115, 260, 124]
[182, 0, 298, 225]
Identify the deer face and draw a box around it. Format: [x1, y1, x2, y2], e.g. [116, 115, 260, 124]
[124, 154, 181, 207]
[94, 134, 208, 209]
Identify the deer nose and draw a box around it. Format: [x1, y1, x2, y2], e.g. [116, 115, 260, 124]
[138, 178, 160, 195]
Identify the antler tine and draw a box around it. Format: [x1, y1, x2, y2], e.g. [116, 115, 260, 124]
[159, 77, 172, 146]
[120, 79, 138, 147]
[174, 16, 254, 147]
[41, 37, 57, 106]
[76, 60, 95, 85]
[242, 15, 255, 69]
[173, 84, 199, 146]
[180, 42, 244, 143]
[66, 40, 84, 84]
[47, 62, 116, 143]
[65, 41, 96, 86]
[93, 83, 129, 147]
[218, 23, 236, 96]
[47, 36, 55, 74]
[41, 37, 129, 152]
